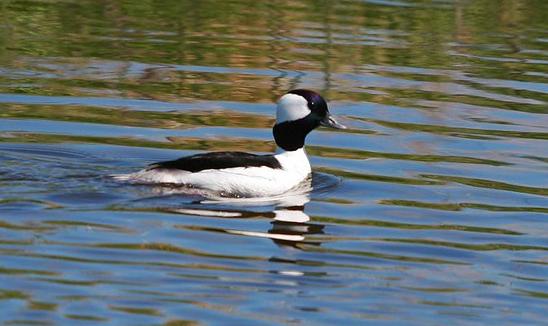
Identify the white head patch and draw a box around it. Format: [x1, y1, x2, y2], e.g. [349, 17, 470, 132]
[276, 93, 311, 124]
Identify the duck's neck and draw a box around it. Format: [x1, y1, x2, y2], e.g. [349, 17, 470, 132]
[274, 147, 311, 175]
[273, 119, 317, 152]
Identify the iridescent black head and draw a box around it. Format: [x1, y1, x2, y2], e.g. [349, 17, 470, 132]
[273, 89, 345, 151]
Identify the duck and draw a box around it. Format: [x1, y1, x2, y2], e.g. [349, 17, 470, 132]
[114, 89, 346, 197]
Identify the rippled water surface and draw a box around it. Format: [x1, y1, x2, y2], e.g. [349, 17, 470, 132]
[1, 0, 547, 324]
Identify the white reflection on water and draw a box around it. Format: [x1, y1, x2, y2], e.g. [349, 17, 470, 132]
[151, 175, 337, 247]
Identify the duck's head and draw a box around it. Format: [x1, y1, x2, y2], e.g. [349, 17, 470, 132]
[273, 89, 345, 151]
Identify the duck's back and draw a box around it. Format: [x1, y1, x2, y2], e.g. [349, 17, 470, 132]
[148, 151, 282, 172]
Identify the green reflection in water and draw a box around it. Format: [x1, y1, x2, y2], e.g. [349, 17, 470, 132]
[380, 199, 548, 213]
[402, 286, 467, 293]
[316, 167, 444, 185]
[0, 198, 63, 209]
[377, 238, 548, 252]
[64, 314, 108, 322]
[1, 0, 547, 110]
[313, 216, 521, 235]
[94, 242, 267, 261]
[298, 245, 466, 265]
[515, 289, 548, 299]
[0, 267, 58, 276]
[0, 105, 272, 129]
[309, 147, 508, 165]
[0, 289, 28, 300]
[364, 118, 548, 140]
[419, 300, 490, 309]
[109, 305, 162, 316]
[29, 301, 57, 311]
[0, 220, 54, 231]
[421, 174, 548, 196]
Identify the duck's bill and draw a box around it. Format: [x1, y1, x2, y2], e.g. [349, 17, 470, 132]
[320, 114, 346, 129]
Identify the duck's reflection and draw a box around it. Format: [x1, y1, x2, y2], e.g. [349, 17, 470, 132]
[158, 183, 324, 249]
[223, 203, 325, 249]
[139, 173, 342, 249]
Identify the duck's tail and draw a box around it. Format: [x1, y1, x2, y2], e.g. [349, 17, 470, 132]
[110, 172, 135, 182]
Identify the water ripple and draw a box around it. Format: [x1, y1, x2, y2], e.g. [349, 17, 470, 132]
[1, 0, 547, 324]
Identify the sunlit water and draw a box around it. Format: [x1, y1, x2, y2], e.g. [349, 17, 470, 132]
[1, 0, 547, 324]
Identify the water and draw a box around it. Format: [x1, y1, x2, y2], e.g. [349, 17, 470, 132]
[1, 0, 547, 324]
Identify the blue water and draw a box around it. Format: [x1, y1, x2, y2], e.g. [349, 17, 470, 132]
[0, 0, 547, 324]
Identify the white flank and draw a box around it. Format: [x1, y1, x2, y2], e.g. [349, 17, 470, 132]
[113, 148, 312, 197]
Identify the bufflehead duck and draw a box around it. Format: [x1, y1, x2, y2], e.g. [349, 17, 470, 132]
[115, 89, 345, 197]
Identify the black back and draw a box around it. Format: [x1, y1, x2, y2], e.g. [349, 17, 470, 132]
[148, 151, 282, 172]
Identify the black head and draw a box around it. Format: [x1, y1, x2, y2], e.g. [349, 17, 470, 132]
[273, 89, 345, 151]
[287, 89, 329, 121]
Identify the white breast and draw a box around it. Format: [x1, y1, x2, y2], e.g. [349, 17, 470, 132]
[115, 148, 312, 197]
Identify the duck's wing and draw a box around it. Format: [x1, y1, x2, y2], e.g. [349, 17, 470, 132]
[147, 151, 282, 173]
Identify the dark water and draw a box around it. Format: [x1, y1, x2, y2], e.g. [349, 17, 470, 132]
[1, 0, 547, 324]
